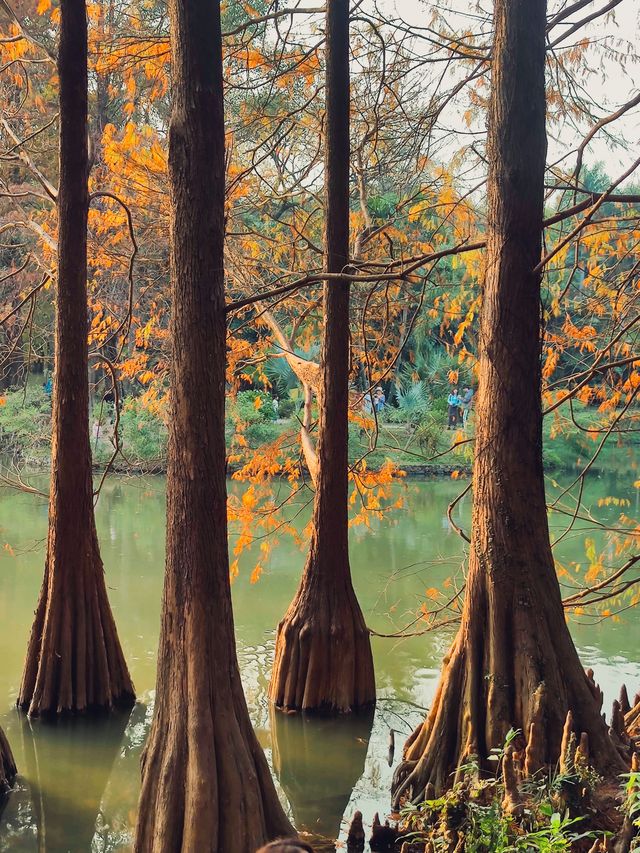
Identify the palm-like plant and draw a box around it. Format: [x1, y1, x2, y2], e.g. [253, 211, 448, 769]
[264, 355, 298, 397]
[391, 373, 431, 425]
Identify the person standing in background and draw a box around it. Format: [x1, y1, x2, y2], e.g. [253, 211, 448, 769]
[447, 388, 460, 429]
[460, 386, 474, 428]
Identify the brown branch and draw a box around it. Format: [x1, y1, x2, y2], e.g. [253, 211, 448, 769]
[447, 481, 472, 544]
[573, 92, 640, 184]
[549, 385, 640, 508]
[88, 191, 138, 356]
[88, 352, 122, 498]
[563, 556, 640, 607]
[226, 187, 640, 315]
[0, 0, 55, 59]
[0, 269, 50, 326]
[0, 117, 58, 201]
[535, 156, 640, 273]
[223, 6, 324, 37]
[225, 240, 484, 313]
[549, 0, 624, 47]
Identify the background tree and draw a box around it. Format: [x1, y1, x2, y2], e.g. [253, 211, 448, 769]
[392, 0, 628, 804]
[268, 0, 375, 714]
[132, 0, 294, 846]
[17, 0, 134, 716]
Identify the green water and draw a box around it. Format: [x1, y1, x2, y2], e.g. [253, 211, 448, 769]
[0, 472, 638, 852]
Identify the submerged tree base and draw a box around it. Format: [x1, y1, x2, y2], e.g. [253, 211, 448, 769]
[392, 583, 627, 808]
[19, 538, 135, 717]
[135, 656, 294, 851]
[269, 564, 375, 713]
[0, 726, 17, 806]
[388, 539, 635, 840]
[390, 680, 640, 852]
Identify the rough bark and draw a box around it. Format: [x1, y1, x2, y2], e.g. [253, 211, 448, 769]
[17, 0, 134, 717]
[0, 726, 16, 808]
[269, 0, 375, 714]
[132, 0, 294, 847]
[392, 0, 625, 805]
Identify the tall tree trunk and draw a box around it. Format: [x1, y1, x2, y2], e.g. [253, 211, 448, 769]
[18, 0, 134, 716]
[392, 0, 625, 805]
[269, 0, 375, 714]
[0, 726, 16, 808]
[132, 0, 294, 848]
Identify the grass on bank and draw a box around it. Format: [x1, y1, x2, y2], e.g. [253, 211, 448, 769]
[0, 385, 637, 475]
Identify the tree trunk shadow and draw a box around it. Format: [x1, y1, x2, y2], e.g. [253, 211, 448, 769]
[4, 709, 131, 852]
[270, 705, 374, 852]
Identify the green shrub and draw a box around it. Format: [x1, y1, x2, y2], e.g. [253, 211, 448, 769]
[276, 397, 296, 418]
[92, 400, 115, 423]
[430, 395, 449, 420]
[119, 399, 167, 462]
[387, 380, 431, 425]
[0, 386, 50, 455]
[414, 417, 440, 456]
[228, 390, 279, 426]
[244, 420, 282, 447]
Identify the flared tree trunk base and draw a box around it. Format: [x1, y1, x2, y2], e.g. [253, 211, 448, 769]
[19, 537, 135, 717]
[135, 675, 293, 852]
[0, 726, 16, 803]
[392, 587, 628, 808]
[269, 562, 375, 714]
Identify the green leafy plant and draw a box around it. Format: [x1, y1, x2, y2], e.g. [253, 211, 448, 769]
[119, 398, 167, 462]
[276, 396, 296, 418]
[398, 732, 602, 853]
[507, 807, 594, 852]
[263, 355, 298, 398]
[228, 390, 279, 426]
[414, 417, 440, 456]
[388, 380, 431, 425]
[0, 385, 51, 456]
[244, 420, 282, 447]
[621, 770, 640, 828]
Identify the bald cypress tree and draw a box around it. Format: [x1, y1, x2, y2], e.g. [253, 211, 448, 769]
[0, 727, 16, 808]
[18, 0, 134, 717]
[392, 0, 624, 805]
[269, 0, 375, 715]
[133, 0, 295, 846]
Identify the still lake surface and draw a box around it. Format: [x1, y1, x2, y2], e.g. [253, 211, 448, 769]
[0, 472, 639, 851]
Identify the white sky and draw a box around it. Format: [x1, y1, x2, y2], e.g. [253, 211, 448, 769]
[383, 0, 640, 181]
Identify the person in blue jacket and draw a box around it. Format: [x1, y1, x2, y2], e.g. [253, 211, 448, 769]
[447, 388, 460, 429]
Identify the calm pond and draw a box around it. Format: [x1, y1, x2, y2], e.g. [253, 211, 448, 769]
[0, 472, 639, 851]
